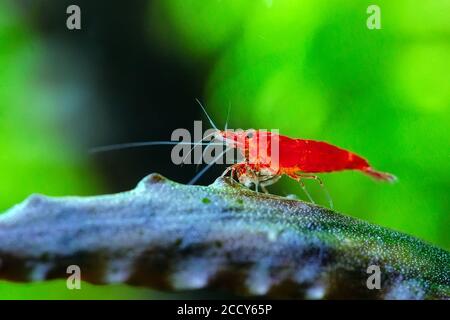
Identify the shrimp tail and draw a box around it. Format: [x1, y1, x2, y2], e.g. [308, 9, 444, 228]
[361, 167, 397, 183]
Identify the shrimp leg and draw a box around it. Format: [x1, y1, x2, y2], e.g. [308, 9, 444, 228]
[259, 175, 281, 194]
[287, 172, 334, 208]
[295, 173, 333, 208]
[221, 162, 246, 179]
[228, 163, 263, 192]
[221, 165, 234, 178]
[286, 173, 315, 204]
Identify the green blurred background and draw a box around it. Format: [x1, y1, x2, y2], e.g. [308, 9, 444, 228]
[0, 0, 448, 299]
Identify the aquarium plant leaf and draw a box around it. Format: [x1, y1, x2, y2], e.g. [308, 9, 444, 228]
[0, 174, 448, 299]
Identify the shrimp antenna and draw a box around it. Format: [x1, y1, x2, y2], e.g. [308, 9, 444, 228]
[188, 147, 232, 185]
[90, 141, 223, 153]
[181, 132, 217, 165]
[195, 98, 218, 130]
[224, 101, 231, 131]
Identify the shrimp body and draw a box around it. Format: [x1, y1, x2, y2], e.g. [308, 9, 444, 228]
[217, 129, 396, 185]
[276, 134, 395, 181]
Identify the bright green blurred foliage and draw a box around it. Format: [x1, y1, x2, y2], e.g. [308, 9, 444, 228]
[0, 2, 99, 210]
[0, 280, 156, 300]
[0, 1, 151, 299]
[154, 0, 449, 249]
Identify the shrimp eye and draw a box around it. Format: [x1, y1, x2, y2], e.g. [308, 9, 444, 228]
[246, 131, 254, 139]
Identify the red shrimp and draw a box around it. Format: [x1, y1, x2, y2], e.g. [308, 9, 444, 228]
[92, 99, 396, 207]
[215, 129, 396, 195]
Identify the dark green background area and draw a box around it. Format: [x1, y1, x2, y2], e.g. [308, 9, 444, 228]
[0, 0, 448, 299]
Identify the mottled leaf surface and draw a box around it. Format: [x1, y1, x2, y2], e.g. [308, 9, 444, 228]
[0, 174, 448, 299]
